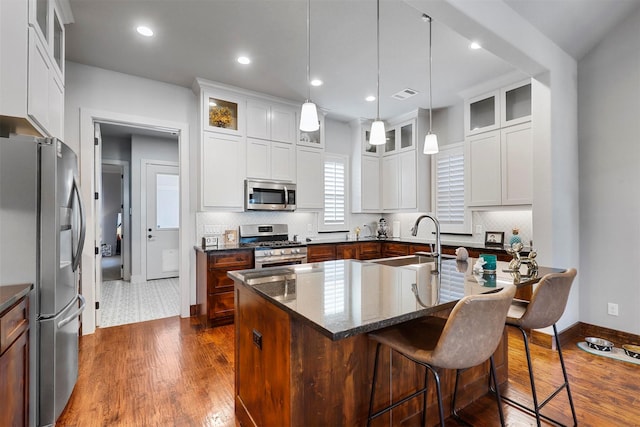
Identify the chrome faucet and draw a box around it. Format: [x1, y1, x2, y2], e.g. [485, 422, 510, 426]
[410, 214, 441, 263]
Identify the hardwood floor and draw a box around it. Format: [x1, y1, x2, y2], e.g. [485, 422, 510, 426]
[57, 317, 640, 426]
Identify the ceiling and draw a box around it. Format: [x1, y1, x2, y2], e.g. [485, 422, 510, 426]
[66, 0, 639, 125]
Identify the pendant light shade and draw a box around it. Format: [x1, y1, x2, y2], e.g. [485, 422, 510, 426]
[370, 0, 386, 145]
[423, 133, 439, 154]
[370, 120, 386, 146]
[423, 13, 439, 155]
[300, 0, 320, 132]
[300, 101, 319, 132]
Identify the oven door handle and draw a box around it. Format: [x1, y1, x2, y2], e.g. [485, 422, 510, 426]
[259, 254, 308, 262]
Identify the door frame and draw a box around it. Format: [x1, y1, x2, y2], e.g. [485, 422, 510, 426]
[102, 159, 131, 281]
[140, 159, 179, 281]
[79, 108, 191, 335]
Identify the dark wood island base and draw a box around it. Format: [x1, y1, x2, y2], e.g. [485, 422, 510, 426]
[234, 279, 508, 426]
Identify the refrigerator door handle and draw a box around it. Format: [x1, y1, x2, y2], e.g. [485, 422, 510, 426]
[57, 294, 86, 329]
[72, 176, 86, 272]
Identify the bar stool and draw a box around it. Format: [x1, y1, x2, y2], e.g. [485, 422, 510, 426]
[496, 268, 578, 426]
[367, 285, 516, 427]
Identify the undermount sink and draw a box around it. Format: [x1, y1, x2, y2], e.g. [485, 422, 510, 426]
[371, 254, 436, 267]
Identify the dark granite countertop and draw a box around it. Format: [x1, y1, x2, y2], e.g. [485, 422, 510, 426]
[229, 258, 562, 341]
[0, 283, 33, 314]
[195, 237, 523, 254]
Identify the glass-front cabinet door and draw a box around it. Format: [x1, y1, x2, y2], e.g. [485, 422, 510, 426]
[464, 90, 500, 137]
[384, 127, 396, 154]
[202, 91, 245, 136]
[501, 80, 532, 127]
[51, 1, 64, 78]
[363, 127, 379, 155]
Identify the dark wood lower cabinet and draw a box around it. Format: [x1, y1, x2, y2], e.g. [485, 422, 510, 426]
[0, 295, 29, 427]
[196, 249, 253, 326]
[307, 244, 336, 263]
[235, 283, 508, 427]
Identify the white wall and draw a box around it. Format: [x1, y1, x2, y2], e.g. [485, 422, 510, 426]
[130, 134, 178, 281]
[64, 62, 195, 334]
[578, 7, 640, 334]
[101, 170, 121, 252]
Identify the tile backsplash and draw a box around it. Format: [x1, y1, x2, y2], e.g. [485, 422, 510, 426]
[196, 209, 532, 247]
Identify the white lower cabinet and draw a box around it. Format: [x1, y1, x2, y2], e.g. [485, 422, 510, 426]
[201, 132, 246, 209]
[467, 122, 532, 207]
[296, 147, 324, 209]
[246, 138, 295, 182]
[382, 151, 416, 210]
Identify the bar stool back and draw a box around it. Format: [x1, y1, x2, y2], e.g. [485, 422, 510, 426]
[367, 284, 516, 427]
[500, 268, 578, 426]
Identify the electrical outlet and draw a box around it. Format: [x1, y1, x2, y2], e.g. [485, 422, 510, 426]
[204, 224, 215, 235]
[607, 302, 619, 316]
[475, 224, 483, 234]
[252, 329, 262, 350]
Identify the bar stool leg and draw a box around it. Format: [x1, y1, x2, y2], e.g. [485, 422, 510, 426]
[553, 325, 578, 426]
[421, 367, 428, 427]
[520, 327, 543, 427]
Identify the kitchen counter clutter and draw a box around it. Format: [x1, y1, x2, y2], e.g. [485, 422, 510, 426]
[230, 258, 562, 426]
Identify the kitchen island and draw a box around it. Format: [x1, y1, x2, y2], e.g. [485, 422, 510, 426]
[229, 258, 562, 426]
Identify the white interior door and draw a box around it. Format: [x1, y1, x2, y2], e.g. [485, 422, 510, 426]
[94, 122, 103, 326]
[145, 163, 179, 280]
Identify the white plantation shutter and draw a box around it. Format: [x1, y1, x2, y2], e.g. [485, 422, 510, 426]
[434, 143, 471, 234]
[322, 154, 348, 231]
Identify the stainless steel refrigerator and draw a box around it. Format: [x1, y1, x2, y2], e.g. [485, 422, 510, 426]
[0, 136, 86, 426]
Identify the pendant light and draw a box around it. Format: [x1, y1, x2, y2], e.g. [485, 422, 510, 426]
[370, 0, 385, 145]
[423, 14, 439, 154]
[299, 0, 320, 132]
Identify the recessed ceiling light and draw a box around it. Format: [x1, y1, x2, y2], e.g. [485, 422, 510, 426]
[469, 41, 482, 50]
[365, 95, 376, 102]
[311, 79, 323, 87]
[237, 56, 251, 65]
[136, 26, 153, 37]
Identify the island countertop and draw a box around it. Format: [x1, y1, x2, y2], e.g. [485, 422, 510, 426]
[228, 258, 563, 341]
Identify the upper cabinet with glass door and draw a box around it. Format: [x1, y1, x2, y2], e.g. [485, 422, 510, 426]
[500, 80, 532, 127]
[383, 119, 415, 155]
[297, 111, 325, 149]
[29, 0, 65, 80]
[202, 90, 245, 136]
[464, 79, 531, 136]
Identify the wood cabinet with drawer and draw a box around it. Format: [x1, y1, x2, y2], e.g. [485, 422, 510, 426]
[382, 242, 410, 258]
[196, 249, 254, 326]
[358, 241, 382, 260]
[336, 243, 359, 260]
[1, 291, 30, 427]
[307, 244, 337, 263]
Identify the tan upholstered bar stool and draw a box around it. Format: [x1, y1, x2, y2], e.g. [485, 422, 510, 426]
[367, 285, 516, 427]
[496, 268, 578, 427]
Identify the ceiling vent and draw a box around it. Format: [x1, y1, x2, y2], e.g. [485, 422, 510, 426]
[391, 88, 419, 100]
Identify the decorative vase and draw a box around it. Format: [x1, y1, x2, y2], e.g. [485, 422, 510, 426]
[509, 228, 522, 246]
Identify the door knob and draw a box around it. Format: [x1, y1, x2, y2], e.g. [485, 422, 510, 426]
[148, 234, 153, 239]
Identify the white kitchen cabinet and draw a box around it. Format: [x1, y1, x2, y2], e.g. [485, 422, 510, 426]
[247, 99, 296, 144]
[351, 119, 381, 213]
[464, 90, 500, 137]
[202, 90, 245, 136]
[296, 147, 324, 209]
[297, 112, 325, 149]
[501, 122, 532, 205]
[466, 123, 532, 207]
[246, 138, 295, 182]
[361, 156, 381, 211]
[201, 132, 246, 210]
[0, 0, 65, 138]
[383, 119, 415, 156]
[500, 80, 532, 127]
[382, 151, 416, 210]
[467, 130, 502, 206]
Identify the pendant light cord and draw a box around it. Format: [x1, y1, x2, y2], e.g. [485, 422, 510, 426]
[306, 0, 311, 102]
[376, 0, 381, 121]
[427, 14, 433, 133]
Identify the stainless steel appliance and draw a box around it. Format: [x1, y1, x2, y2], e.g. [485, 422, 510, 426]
[0, 137, 86, 426]
[239, 224, 307, 268]
[245, 179, 296, 211]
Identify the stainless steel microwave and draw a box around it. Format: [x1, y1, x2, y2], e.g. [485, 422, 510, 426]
[245, 179, 296, 211]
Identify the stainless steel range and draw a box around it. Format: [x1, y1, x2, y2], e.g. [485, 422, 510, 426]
[239, 224, 307, 268]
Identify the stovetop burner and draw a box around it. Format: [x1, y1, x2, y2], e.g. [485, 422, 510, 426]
[241, 240, 304, 248]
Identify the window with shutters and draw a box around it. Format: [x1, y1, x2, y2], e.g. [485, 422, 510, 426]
[320, 154, 349, 232]
[433, 142, 471, 234]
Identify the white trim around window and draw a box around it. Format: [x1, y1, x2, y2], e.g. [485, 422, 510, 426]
[432, 142, 471, 234]
[319, 153, 349, 232]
